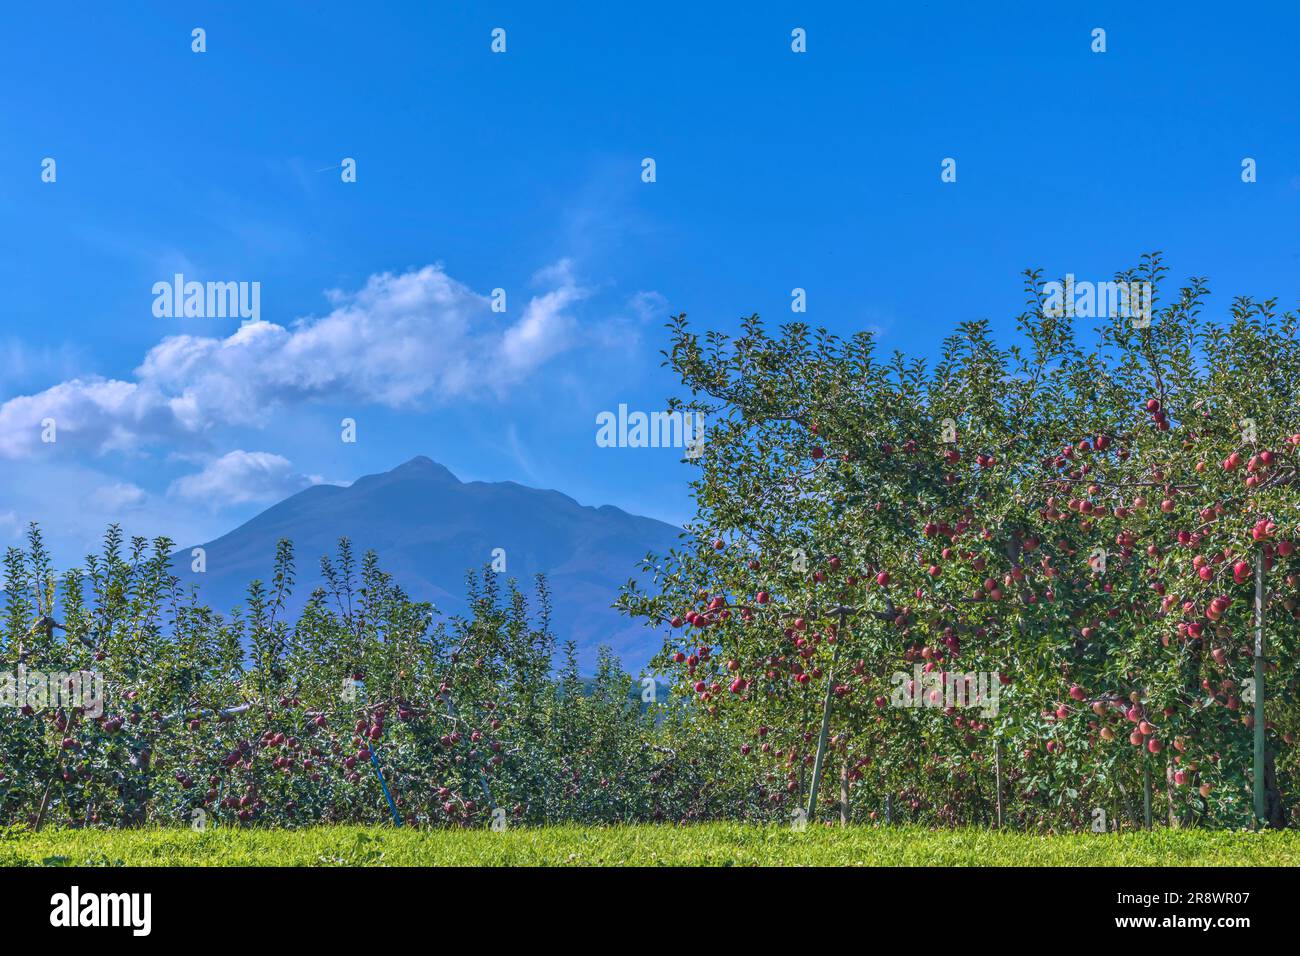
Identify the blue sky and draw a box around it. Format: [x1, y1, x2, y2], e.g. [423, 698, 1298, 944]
[1, 1, 1298, 564]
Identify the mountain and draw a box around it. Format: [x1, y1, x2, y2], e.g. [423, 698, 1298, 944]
[172, 457, 682, 672]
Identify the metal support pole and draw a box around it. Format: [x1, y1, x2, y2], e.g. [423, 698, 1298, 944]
[369, 746, 403, 827]
[806, 613, 846, 821]
[1254, 550, 1267, 826]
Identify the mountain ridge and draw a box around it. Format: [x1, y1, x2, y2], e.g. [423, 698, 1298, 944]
[172, 456, 681, 672]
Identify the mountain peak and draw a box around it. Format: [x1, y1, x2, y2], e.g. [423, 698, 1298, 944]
[390, 455, 459, 482]
[175, 455, 682, 671]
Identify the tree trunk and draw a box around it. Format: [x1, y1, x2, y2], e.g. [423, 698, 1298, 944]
[839, 760, 850, 826]
[1265, 750, 1287, 828]
[994, 740, 1004, 829]
[1165, 761, 1179, 828]
[1143, 759, 1153, 829]
[33, 771, 57, 833]
[1115, 777, 1142, 830]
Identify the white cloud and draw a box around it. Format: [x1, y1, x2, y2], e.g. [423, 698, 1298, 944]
[0, 339, 86, 392]
[590, 289, 669, 355]
[168, 450, 323, 507]
[0, 510, 22, 541]
[501, 423, 542, 483]
[0, 460, 221, 563]
[626, 290, 668, 324]
[0, 262, 587, 460]
[502, 263, 584, 375]
[87, 482, 147, 512]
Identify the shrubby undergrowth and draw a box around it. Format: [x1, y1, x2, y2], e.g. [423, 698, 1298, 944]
[6, 257, 1298, 832]
[0, 529, 753, 829]
[619, 256, 1298, 831]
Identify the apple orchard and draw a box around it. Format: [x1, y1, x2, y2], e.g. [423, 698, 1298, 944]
[620, 255, 1298, 830]
[1, 256, 1296, 832]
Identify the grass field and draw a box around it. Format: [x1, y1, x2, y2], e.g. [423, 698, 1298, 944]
[3, 824, 1298, 866]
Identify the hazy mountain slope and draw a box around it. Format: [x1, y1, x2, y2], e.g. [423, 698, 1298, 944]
[172, 457, 681, 671]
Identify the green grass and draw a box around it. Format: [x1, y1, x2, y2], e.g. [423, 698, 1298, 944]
[3, 824, 1298, 866]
